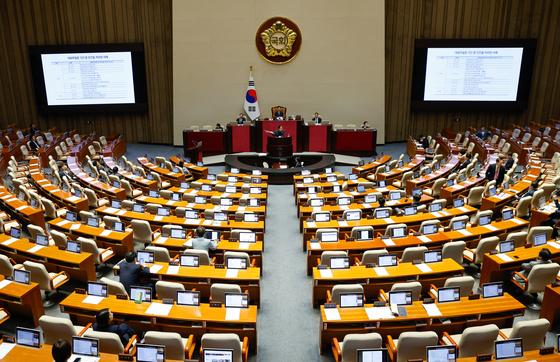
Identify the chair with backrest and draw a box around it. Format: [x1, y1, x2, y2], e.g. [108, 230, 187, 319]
[511, 263, 560, 309]
[210, 283, 242, 304]
[39, 315, 89, 344]
[424, 178, 446, 198]
[83, 188, 109, 208]
[470, 210, 493, 226]
[271, 106, 287, 119]
[145, 245, 171, 262]
[531, 189, 545, 209]
[442, 324, 499, 357]
[384, 223, 407, 237]
[498, 318, 550, 350]
[224, 251, 254, 268]
[386, 331, 438, 362]
[23, 260, 69, 307]
[143, 331, 195, 360]
[506, 231, 528, 248]
[359, 249, 388, 266]
[442, 240, 466, 265]
[393, 171, 412, 189]
[155, 281, 185, 300]
[400, 246, 428, 263]
[350, 226, 373, 240]
[78, 237, 114, 266]
[467, 186, 484, 206]
[332, 332, 383, 362]
[429, 275, 475, 299]
[131, 220, 159, 244]
[328, 284, 364, 305]
[320, 251, 348, 266]
[527, 226, 553, 245]
[0, 254, 23, 277]
[516, 196, 532, 219]
[463, 236, 500, 264]
[201, 333, 247, 362]
[83, 330, 135, 355]
[380, 281, 422, 302]
[99, 277, 128, 297]
[42, 197, 67, 219]
[50, 229, 68, 249]
[183, 249, 212, 265]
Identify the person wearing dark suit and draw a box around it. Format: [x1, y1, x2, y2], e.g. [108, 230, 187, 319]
[504, 156, 514, 171]
[311, 112, 322, 124]
[485, 156, 505, 186]
[235, 113, 247, 124]
[28, 136, 40, 151]
[273, 125, 285, 137]
[93, 309, 137, 345]
[274, 110, 284, 120]
[118, 252, 150, 295]
[477, 127, 490, 140]
[458, 153, 472, 170]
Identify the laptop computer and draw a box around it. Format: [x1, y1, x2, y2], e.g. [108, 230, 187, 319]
[226, 257, 247, 269]
[356, 348, 388, 362]
[482, 282, 504, 299]
[224, 293, 249, 308]
[339, 293, 364, 308]
[202, 348, 234, 362]
[16, 327, 40, 348]
[176, 290, 200, 306]
[180, 254, 199, 267]
[494, 339, 523, 360]
[130, 286, 152, 302]
[136, 344, 166, 362]
[437, 287, 460, 303]
[72, 336, 99, 361]
[426, 345, 457, 362]
[378, 255, 398, 267]
[424, 250, 442, 263]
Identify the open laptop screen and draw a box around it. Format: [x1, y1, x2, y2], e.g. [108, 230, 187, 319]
[177, 290, 200, 306]
[388, 291, 412, 305]
[180, 254, 199, 267]
[203, 349, 234, 362]
[136, 344, 165, 362]
[437, 287, 460, 303]
[130, 286, 152, 302]
[426, 345, 457, 362]
[357, 348, 388, 362]
[320, 232, 338, 243]
[72, 336, 99, 357]
[224, 293, 249, 308]
[378, 255, 398, 267]
[87, 282, 108, 297]
[16, 327, 40, 348]
[482, 282, 504, 298]
[339, 293, 364, 308]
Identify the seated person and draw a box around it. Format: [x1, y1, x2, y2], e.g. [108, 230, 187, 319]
[191, 226, 218, 251]
[311, 112, 322, 124]
[118, 252, 150, 295]
[235, 113, 247, 124]
[458, 153, 471, 170]
[273, 125, 285, 137]
[521, 248, 552, 277]
[52, 339, 72, 362]
[361, 121, 370, 129]
[215, 123, 224, 131]
[28, 135, 40, 151]
[274, 110, 284, 120]
[93, 309, 137, 345]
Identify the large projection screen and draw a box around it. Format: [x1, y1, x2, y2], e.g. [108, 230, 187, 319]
[30, 43, 148, 114]
[411, 39, 536, 111]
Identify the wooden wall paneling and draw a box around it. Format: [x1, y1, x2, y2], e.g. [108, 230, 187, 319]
[0, 0, 173, 144]
[385, 0, 560, 142]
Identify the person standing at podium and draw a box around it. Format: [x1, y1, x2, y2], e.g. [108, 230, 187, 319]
[236, 113, 247, 124]
[273, 125, 285, 137]
[312, 112, 322, 124]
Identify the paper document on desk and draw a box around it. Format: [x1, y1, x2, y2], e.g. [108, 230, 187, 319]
[226, 269, 239, 278]
[440, 210, 450, 216]
[306, 221, 316, 228]
[104, 207, 118, 214]
[154, 216, 163, 221]
[27, 245, 44, 253]
[183, 240, 193, 248]
[186, 219, 199, 225]
[547, 241, 560, 249]
[146, 302, 172, 316]
[510, 218, 525, 225]
[1, 238, 17, 246]
[154, 237, 167, 244]
[67, 196, 80, 202]
[238, 243, 250, 250]
[374, 267, 389, 276]
[377, 187, 389, 192]
[82, 295, 104, 305]
[496, 254, 514, 262]
[202, 220, 212, 226]
[366, 306, 395, 320]
[70, 224, 81, 230]
[100, 230, 112, 237]
[319, 269, 333, 278]
[212, 221, 223, 227]
[149, 265, 163, 273]
[431, 212, 442, 218]
[418, 235, 432, 243]
[362, 203, 371, 209]
[423, 303, 442, 317]
[340, 206, 349, 211]
[484, 225, 498, 231]
[0, 280, 12, 290]
[117, 210, 127, 215]
[166, 266, 179, 275]
[416, 263, 432, 273]
[457, 229, 472, 236]
[338, 221, 348, 227]
[309, 242, 320, 250]
[458, 207, 470, 212]
[16, 205, 27, 211]
[382, 238, 395, 246]
[324, 308, 341, 321]
[0, 343, 16, 359]
[225, 307, 241, 321]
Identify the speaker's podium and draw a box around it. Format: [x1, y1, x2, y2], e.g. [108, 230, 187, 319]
[267, 136, 293, 158]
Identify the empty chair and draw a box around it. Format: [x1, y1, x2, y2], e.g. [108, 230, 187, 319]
[393, 171, 412, 189]
[470, 210, 493, 226]
[506, 231, 528, 248]
[99, 277, 128, 297]
[442, 240, 466, 265]
[463, 236, 500, 264]
[383, 281, 422, 302]
[79, 210, 96, 222]
[387, 331, 438, 362]
[447, 215, 469, 230]
[83, 188, 109, 208]
[467, 186, 484, 206]
[541, 183, 556, 200]
[332, 332, 383, 362]
[401, 246, 428, 263]
[328, 284, 364, 305]
[210, 283, 242, 304]
[442, 324, 499, 357]
[50, 229, 68, 249]
[150, 172, 171, 189]
[78, 237, 114, 265]
[201, 333, 247, 362]
[155, 281, 185, 300]
[498, 318, 550, 350]
[320, 251, 348, 266]
[527, 226, 553, 245]
[531, 136, 541, 148]
[418, 220, 440, 233]
[143, 331, 195, 360]
[342, 209, 361, 221]
[384, 223, 407, 237]
[42, 197, 67, 219]
[0, 254, 23, 277]
[359, 249, 388, 266]
[131, 220, 157, 244]
[162, 224, 183, 236]
[102, 216, 121, 229]
[224, 251, 252, 268]
[423, 178, 446, 198]
[27, 224, 47, 241]
[23, 260, 69, 307]
[145, 245, 171, 262]
[350, 226, 373, 240]
[501, 142, 511, 154]
[182, 249, 212, 265]
[429, 275, 475, 298]
[515, 196, 532, 219]
[316, 228, 339, 240]
[531, 189, 545, 209]
[121, 179, 142, 198]
[39, 315, 89, 345]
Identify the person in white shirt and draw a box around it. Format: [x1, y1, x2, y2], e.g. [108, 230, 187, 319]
[191, 226, 217, 251]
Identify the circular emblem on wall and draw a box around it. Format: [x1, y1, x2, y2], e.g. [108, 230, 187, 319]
[255, 17, 302, 64]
